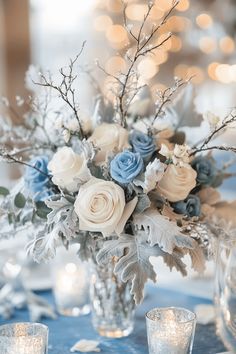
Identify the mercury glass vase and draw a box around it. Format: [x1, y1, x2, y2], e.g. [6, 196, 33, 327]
[214, 236, 236, 352]
[90, 257, 135, 338]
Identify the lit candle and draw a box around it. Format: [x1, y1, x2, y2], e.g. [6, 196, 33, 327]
[146, 307, 196, 354]
[0, 323, 48, 354]
[52, 246, 90, 316]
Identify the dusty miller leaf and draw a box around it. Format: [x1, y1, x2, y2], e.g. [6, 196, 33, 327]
[46, 196, 78, 240]
[26, 227, 59, 262]
[162, 248, 187, 276]
[97, 233, 164, 304]
[134, 194, 151, 214]
[134, 208, 194, 254]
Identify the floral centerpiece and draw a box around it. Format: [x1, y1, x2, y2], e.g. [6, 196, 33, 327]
[1, 1, 236, 338]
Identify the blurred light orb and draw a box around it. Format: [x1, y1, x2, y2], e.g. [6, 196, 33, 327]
[105, 56, 126, 74]
[187, 66, 205, 84]
[220, 36, 235, 54]
[196, 14, 213, 29]
[168, 16, 189, 32]
[169, 35, 182, 52]
[230, 65, 236, 81]
[153, 48, 168, 65]
[157, 0, 173, 11]
[94, 15, 113, 32]
[216, 64, 232, 83]
[208, 62, 220, 81]
[138, 58, 158, 79]
[174, 64, 188, 78]
[199, 37, 216, 53]
[126, 4, 148, 21]
[150, 5, 164, 20]
[106, 0, 123, 13]
[156, 34, 172, 50]
[106, 25, 128, 49]
[176, 0, 189, 12]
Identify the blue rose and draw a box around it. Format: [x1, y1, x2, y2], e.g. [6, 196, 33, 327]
[191, 156, 216, 186]
[24, 156, 51, 201]
[130, 130, 156, 162]
[110, 150, 144, 184]
[172, 194, 201, 217]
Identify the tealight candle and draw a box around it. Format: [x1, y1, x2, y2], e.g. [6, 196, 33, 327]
[146, 307, 196, 354]
[0, 322, 48, 354]
[52, 245, 90, 316]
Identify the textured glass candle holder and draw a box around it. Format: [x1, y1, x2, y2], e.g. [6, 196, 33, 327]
[52, 245, 90, 316]
[215, 237, 236, 352]
[0, 322, 48, 354]
[146, 307, 196, 354]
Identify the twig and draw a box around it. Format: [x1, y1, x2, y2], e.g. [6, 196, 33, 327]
[33, 42, 86, 138]
[0, 151, 50, 177]
[190, 110, 236, 156]
[98, 1, 178, 127]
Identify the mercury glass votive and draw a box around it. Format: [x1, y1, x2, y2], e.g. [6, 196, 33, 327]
[51, 245, 90, 316]
[146, 307, 196, 354]
[0, 322, 48, 354]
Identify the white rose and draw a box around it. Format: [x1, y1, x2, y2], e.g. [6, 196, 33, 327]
[89, 123, 130, 164]
[48, 147, 91, 192]
[74, 178, 137, 236]
[157, 164, 197, 202]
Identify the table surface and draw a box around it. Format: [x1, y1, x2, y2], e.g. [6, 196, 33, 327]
[0, 286, 226, 354]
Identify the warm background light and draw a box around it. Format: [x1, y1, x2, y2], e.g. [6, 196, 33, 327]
[199, 37, 217, 54]
[196, 13, 213, 29]
[219, 36, 235, 54]
[94, 15, 113, 32]
[138, 57, 158, 79]
[105, 56, 126, 74]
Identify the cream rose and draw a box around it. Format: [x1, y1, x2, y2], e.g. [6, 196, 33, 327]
[48, 147, 91, 192]
[74, 178, 137, 236]
[157, 164, 197, 202]
[89, 123, 129, 163]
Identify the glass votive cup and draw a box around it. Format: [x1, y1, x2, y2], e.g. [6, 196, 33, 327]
[0, 322, 48, 354]
[51, 244, 90, 316]
[146, 307, 196, 354]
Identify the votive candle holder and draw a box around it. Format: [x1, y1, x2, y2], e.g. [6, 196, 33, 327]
[0, 322, 48, 354]
[146, 307, 196, 354]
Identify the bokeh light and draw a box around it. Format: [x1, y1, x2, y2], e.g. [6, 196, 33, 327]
[219, 36, 235, 54]
[196, 13, 213, 29]
[94, 15, 113, 32]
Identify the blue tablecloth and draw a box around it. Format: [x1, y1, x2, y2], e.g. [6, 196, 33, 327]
[0, 286, 226, 354]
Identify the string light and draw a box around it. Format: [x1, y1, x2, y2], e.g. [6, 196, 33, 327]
[196, 13, 213, 29]
[169, 35, 182, 52]
[138, 58, 158, 79]
[126, 4, 148, 21]
[105, 56, 126, 74]
[106, 24, 128, 49]
[208, 62, 219, 81]
[106, 0, 123, 13]
[94, 15, 113, 32]
[199, 37, 217, 54]
[176, 0, 190, 12]
[219, 36, 235, 54]
[216, 64, 232, 83]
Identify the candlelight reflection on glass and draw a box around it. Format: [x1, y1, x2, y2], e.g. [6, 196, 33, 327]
[0, 322, 48, 354]
[52, 245, 90, 316]
[146, 307, 196, 354]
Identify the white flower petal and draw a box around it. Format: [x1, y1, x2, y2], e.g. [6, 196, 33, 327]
[70, 339, 101, 353]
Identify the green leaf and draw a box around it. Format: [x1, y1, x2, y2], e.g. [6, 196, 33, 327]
[0, 186, 10, 196]
[35, 201, 52, 219]
[14, 192, 26, 208]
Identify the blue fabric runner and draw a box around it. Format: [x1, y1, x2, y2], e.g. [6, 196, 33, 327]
[0, 286, 226, 353]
